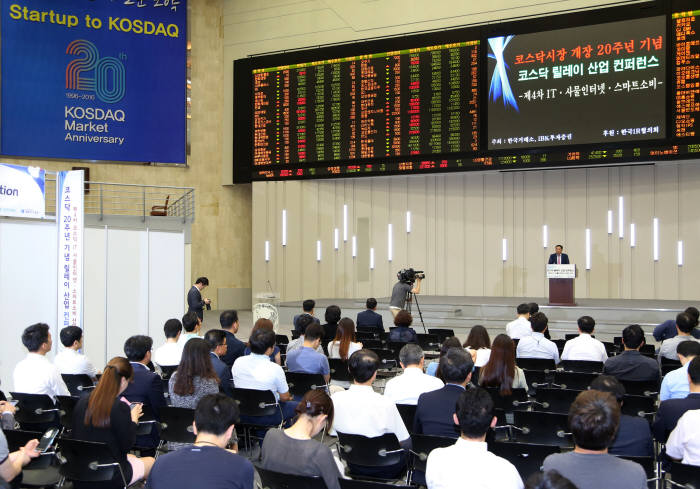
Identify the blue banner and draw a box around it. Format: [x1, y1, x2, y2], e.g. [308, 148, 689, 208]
[1, 0, 186, 163]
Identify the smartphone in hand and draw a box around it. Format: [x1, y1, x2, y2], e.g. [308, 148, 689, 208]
[37, 427, 60, 453]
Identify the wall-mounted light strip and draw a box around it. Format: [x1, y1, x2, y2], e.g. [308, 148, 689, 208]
[370, 248, 375, 270]
[607, 210, 613, 235]
[343, 205, 348, 242]
[678, 240, 683, 267]
[502, 238, 507, 262]
[352, 236, 357, 258]
[630, 223, 636, 248]
[388, 224, 393, 262]
[265, 240, 270, 262]
[653, 218, 659, 261]
[406, 211, 412, 233]
[618, 196, 624, 238]
[334, 228, 339, 250]
[281, 209, 287, 247]
[585, 228, 591, 270]
[542, 225, 548, 249]
[316, 240, 321, 262]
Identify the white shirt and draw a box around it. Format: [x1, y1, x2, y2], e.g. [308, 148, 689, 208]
[328, 341, 362, 360]
[330, 384, 410, 441]
[666, 408, 700, 465]
[232, 353, 289, 401]
[516, 332, 560, 363]
[465, 348, 491, 368]
[13, 353, 70, 399]
[426, 438, 524, 489]
[383, 367, 444, 405]
[561, 333, 607, 362]
[53, 348, 98, 377]
[153, 342, 183, 367]
[506, 317, 532, 340]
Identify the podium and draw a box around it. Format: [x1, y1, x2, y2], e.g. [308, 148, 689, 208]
[547, 264, 576, 306]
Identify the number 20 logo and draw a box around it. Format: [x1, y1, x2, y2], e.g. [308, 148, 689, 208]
[66, 39, 125, 103]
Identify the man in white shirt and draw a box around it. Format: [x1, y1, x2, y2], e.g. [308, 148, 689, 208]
[659, 313, 700, 363]
[425, 386, 523, 489]
[13, 323, 70, 400]
[384, 344, 443, 405]
[53, 326, 98, 378]
[178, 311, 201, 347]
[561, 316, 607, 363]
[331, 349, 410, 479]
[153, 318, 183, 367]
[516, 312, 560, 363]
[666, 408, 700, 466]
[505, 304, 532, 340]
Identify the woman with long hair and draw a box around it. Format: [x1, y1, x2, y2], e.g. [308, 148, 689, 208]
[72, 357, 154, 487]
[478, 334, 528, 395]
[169, 338, 219, 407]
[244, 318, 281, 364]
[328, 318, 363, 361]
[463, 325, 491, 368]
[427, 336, 462, 378]
[261, 389, 342, 489]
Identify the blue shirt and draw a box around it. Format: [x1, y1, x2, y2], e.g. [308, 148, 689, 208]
[426, 361, 438, 377]
[286, 346, 330, 376]
[660, 363, 691, 401]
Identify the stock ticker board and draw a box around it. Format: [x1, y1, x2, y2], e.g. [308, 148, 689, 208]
[232, 2, 700, 182]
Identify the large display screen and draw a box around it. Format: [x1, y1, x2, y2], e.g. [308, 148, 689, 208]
[487, 16, 666, 150]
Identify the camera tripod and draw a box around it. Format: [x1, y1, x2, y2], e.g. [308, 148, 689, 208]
[405, 290, 427, 333]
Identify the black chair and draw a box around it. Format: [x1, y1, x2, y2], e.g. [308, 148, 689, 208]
[619, 379, 659, 397]
[667, 461, 700, 489]
[661, 357, 682, 376]
[509, 411, 573, 447]
[159, 365, 178, 381]
[534, 388, 580, 414]
[565, 334, 594, 340]
[276, 334, 290, 346]
[517, 358, 557, 372]
[0, 391, 6, 402]
[3, 429, 56, 470]
[285, 372, 328, 398]
[340, 479, 414, 489]
[256, 465, 328, 489]
[370, 349, 398, 369]
[552, 371, 598, 391]
[58, 437, 130, 488]
[553, 339, 567, 351]
[10, 392, 61, 429]
[328, 359, 351, 383]
[428, 329, 455, 343]
[61, 374, 95, 397]
[490, 441, 560, 481]
[484, 387, 530, 412]
[639, 344, 655, 358]
[621, 395, 656, 420]
[56, 395, 79, 431]
[233, 388, 283, 452]
[158, 406, 196, 446]
[522, 369, 548, 389]
[356, 330, 380, 340]
[396, 404, 416, 433]
[559, 360, 604, 373]
[135, 404, 159, 437]
[387, 342, 409, 360]
[336, 432, 406, 480]
[416, 334, 440, 351]
[361, 339, 383, 350]
[603, 341, 619, 356]
[408, 433, 453, 482]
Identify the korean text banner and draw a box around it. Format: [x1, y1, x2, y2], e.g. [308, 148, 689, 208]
[0, 163, 45, 218]
[1, 0, 186, 163]
[57, 170, 84, 330]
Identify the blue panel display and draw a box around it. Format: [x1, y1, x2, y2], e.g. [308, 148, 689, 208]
[1, 0, 186, 163]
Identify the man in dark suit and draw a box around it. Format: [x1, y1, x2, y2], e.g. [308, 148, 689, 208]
[356, 298, 384, 332]
[293, 299, 320, 335]
[219, 310, 246, 368]
[187, 277, 211, 321]
[204, 329, 234, 397]
[122, 335, 167, 456]
[653, 356, 700, 442]
[414, 347, 473, 438]
[603, 324, 660, 382]
[548, 245, 569, 264]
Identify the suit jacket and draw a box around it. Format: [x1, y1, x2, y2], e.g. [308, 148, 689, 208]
[608, 414, 653, 457]
[652, 393, 700, 442]
[210, 352, 233, 397]
[187, 285, 205, 320]
[221, 330, 247, 368]
[356, 310, 384, 331]
[389, 327, 417, 344]
[293, 314, 321, 335]
[548, 253, 570, 264]
[413, 384, 464, 438]
[122, 362, 167, 448]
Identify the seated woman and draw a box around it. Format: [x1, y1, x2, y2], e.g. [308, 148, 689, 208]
[463, 325, 491, 368]
[327, 318, 363, 390]
[388, 310, 418, 344]
[72, 357, 155, 488]
[478, 334, 528, 395]
[427, 337, 462, 377]
[260, 389, 342, 489]
[244, 319, 281, 365]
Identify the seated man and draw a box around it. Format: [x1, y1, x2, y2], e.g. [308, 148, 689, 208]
[146, 394, 253, 489]
[285, 323, 330, 383]
[666, 391, 700, 465]
[516, 312, 559, 363]
[152, 319, 183, 368]
[660, 341, 700, 401]
[121, 335, 167, 456]
[603, 324, 659, 382]
[561, 316, 607, 363]
[232, 328, 297, 424]
[204, 329, 234, 397]
[653, 356, 700, 443]
[653, 306, 700, 342]
[356, 298, 384, 332]
[414, 348, 474, 438]
[659, 312, 700, 362]
[54, 326, 98, 378]
[330, 349, 410, 479]
[588, 376, 653, 457]
[543, 390, 647, 489]
[505, 303, 532, 340]
[285, 315, 324, 356]
[13, 323, 70, 400]
[293, 299, 321, 335]
[384, 344, 443, 405]
[388, 310, 418, 343]
[426, 387, 523, 489]
[178, 311, 202, 347]
[219, 310, 247, 368]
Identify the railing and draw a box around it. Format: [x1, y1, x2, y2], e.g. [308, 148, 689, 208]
[45, 177, 195, 222]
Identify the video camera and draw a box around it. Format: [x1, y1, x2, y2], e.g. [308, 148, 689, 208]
[397, 268, 425, 284]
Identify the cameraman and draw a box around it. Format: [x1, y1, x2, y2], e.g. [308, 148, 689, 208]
[389, 270, 422, 318]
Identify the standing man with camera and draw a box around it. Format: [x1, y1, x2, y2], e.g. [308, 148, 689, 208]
[187, 277, 211, 321]
[389, 269, 423, 318]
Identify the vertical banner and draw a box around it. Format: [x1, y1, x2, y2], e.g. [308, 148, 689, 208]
[0, 163, 45, 218]
[57, 170, 84, 329]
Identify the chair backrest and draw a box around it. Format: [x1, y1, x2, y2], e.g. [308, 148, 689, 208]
[256, 465, 328, 489]
[59, 437, 126, 485]
[3, 429, 55, 469]
[660, 357, 682, 368]
[669, 461, 700, 488]
[56, 395, 79, 431]
[285, 372, 327, 398]
[662, 362, 681, 376]
[339, 479, 414, 489]
[10, 392, 60, 425]
[395, 404, 416, 432]
[60, 374, 95, 397]
[416, 334, 440, 351]
[511, 411, 573, 447]
[409, 433, 454, 472]
[620, 394, 656, 419]
[552, 371, 598, 391]
[387, 342, 408, 358]
[428, 329, 455, 343]
[521, 369, 547, 389]
[361, 339, 383, 350]
[534, 388, 580, 414]
[639, 344, 655, 357]
[484, 387, 529, 412]
[356, 327, 380, 336]
[159, 365, 178, 381]
[516, 358, 556, 372]
[565, 334, 594, 340]
[489, 441, 560, 481]
[275, 334, 290, 345]
[336, 432, 404, 468]
[164, 195, 170, 208]
[328, 358, 351, 383]
[559, 360, 604, 373]
[158, 406, 196, 444]
[619, 379, 659, 397]
[232, 388, 279, 417]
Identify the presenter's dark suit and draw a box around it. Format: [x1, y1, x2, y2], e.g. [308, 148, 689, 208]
[413, 384, 464, 438]
[356, 310, 384, 331]
[220, 330, 246, 368]
[122, 362, 167, 454]
[187, 285, 205, 320]
[210, 352, 233, 397]
[548, 253, 570, 264]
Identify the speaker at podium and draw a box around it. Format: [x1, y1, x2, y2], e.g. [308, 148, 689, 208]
[547, 264, 576, 306]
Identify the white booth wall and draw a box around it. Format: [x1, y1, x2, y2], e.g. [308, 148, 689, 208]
[0, 219, 186, 392]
